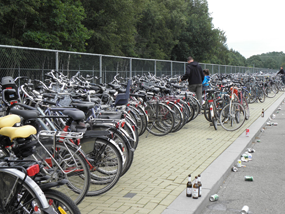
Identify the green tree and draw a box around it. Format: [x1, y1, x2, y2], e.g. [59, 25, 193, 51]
[0, 0, 90, 52]
[81, 0, 140, 56]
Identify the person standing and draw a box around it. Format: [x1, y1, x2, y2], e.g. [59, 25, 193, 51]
[202, 69, 211, 92]
[277, 66, 285, 84]
[180, 56, 204, 105]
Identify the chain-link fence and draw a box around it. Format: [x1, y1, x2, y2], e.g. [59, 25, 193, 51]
[0, 45, 277, 84]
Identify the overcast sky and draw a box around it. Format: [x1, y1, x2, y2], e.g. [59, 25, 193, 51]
[207, 0, 285, 59]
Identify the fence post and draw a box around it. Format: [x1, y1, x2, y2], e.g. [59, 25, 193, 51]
[171, 61, 173, 77]
[99, 55, 102, 83]
[130, 58, 132, 79]
[154, 60, 157, 76]
[55, 51, 59, 76]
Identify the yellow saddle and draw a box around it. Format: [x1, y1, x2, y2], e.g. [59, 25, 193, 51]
[0, 125, 37, 141]
[0, 115, 21, 128]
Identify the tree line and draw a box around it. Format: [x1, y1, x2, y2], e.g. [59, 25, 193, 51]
[0, 0, 283, 70]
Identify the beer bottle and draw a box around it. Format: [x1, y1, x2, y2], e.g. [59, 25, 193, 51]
[186, 174, 192, 197]
[198, 174, 202, 197]
[192, 176, 199, 199]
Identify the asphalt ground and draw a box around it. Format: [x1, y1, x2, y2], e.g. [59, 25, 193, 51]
[199, 97, 285, 214]
[78, 91, 285, 214]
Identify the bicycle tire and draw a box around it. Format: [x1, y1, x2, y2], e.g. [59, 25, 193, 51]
[91, 125, 134, 177]
[0, 168, 51, 214]
[264, 85, 277, 98]
[32, 140, 90, 205]
[136, 105, 148, 136]
[80, 135, 123, 196]
[167, 101, 183, 132]
[146, 102, 175, 136]
[44, 189, 81, 214]
[219, 102, 246, 131]
[241, 96, 250, 120]
[258, 87, 266, 103]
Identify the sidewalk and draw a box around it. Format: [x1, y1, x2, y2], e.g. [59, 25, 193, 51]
[79, 92, 285, 214]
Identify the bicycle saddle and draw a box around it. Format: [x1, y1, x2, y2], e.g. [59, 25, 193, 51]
[9, 109, 39, 120]
[62, 109, 85, 121]
[98, 111, 122, 120]
[0, 125, 37, 141]
[0, 114, 21, 128]
[71, 102, 95, 111]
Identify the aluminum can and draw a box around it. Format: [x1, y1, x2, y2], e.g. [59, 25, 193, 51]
[272, 114, 276, 119]
[245, 128, 249, 137]
[209, 194, 219, 202]
[272, 122, 278, 126]
[245, 152, 252, 160]
[244, 176, 254, 181]
[247, 148, 255, 153]
[232, 166, 238, 172]
[241, 153, 248, 158]
[237, 159, 242, 168]
[241, 205, 249, 214]
[266, 122, 272, 126]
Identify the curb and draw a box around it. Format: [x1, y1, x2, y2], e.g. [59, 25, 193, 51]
[162, 92, 285, 214]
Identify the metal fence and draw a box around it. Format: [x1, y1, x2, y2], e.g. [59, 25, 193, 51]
[0, 45, 277, 84]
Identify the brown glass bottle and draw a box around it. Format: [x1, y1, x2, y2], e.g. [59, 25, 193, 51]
[186, 174, 192, 197]
[192, 176, 199, 199]
[198, 174, 202, 197]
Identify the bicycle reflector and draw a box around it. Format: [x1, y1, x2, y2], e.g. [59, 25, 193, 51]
[121, 121, 126, 128]
[208, 100, 214, 103]
[27, 164, 40, 177]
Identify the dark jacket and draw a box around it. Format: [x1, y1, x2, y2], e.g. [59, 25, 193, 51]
[277, 69, 285, 75]
[181, 61, 204, 85]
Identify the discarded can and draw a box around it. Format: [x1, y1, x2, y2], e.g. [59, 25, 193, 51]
[272, 114, 276, 119]
[256, 139, 261, 143]
[241, 153, 248, 159]
[247, 148, 255, 153]
[237, 159, 242, 167]
[244, 176, 254, 181]
[266, 122, 272, 126]
[241, 157, 248, 162]
[241, 205, 249, 214]
[245, 128, 249, 137]
[260, 128, 264, 132]
[209, 194, 219, 202]
[245, 152, 252, 160]
[278, 106, 281, 110]
[272, 122, 278, 126]
[232, 166, 238, 172]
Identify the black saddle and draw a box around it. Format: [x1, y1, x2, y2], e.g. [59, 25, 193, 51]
[10, 109, 39, 120]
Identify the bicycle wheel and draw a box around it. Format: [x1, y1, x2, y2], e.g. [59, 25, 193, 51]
[44, 189, 81, 214]
[167, 102, 183, 132]
[264, 84, 277, 98]
[258, 87, 266, 103]
[248, 87, 257, 103]
[91, 126, 134, 177]
[187, 96, 201, 120]
[203, 100, 212, 122]
[146, 102, 175, 136]
[136, 105, 148, 136]
[32, 140, 90, 205]
[219, 102, 246, 131]
[212, 117, 218, 130]
[0, 168, 51, 214]
[241, 96, 250, 120]
[80, 134, 123, 196]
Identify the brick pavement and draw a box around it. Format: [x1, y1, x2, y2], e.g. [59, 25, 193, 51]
[78, 92, 284, 214]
